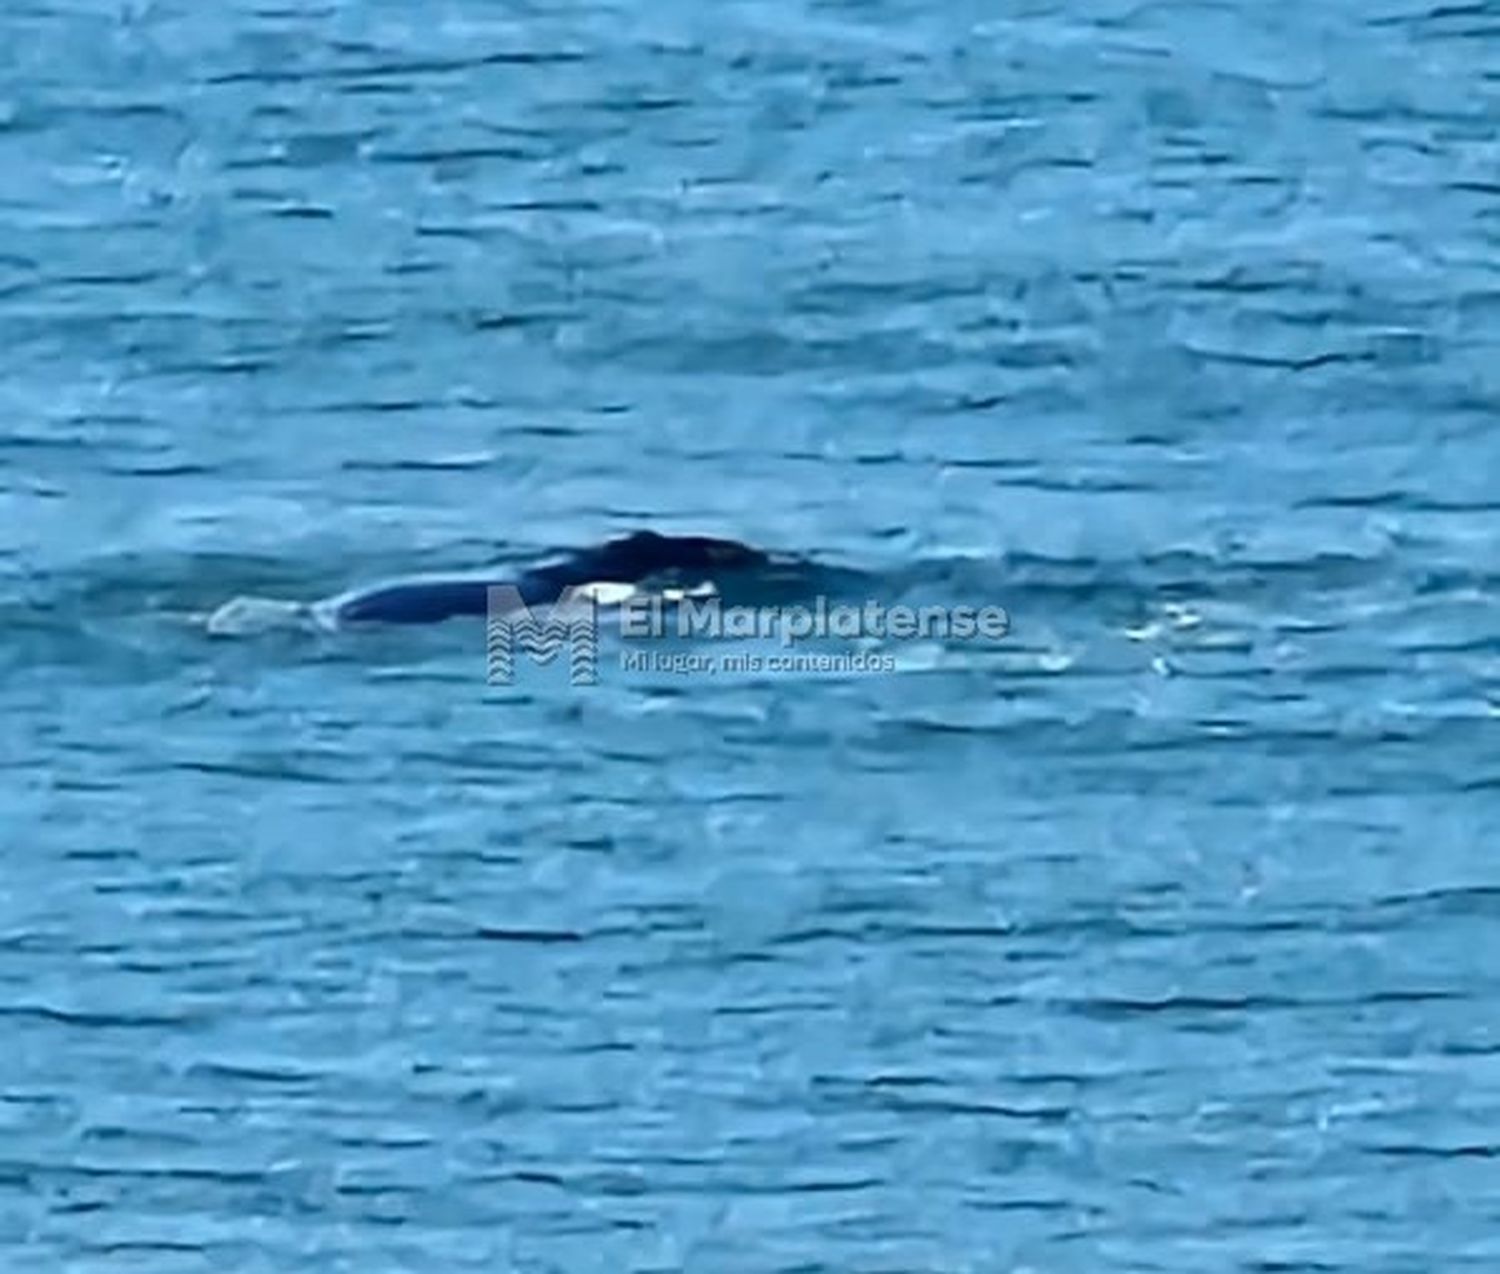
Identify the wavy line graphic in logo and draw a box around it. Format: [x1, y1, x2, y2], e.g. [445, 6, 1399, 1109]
[486, 586, 599, 686]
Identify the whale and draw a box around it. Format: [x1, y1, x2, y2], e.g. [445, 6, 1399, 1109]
[206, 531, 784, 635]
[333, 531, 771, 625]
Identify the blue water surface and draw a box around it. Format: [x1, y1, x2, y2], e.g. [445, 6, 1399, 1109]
[2, 1, 1498, 1270]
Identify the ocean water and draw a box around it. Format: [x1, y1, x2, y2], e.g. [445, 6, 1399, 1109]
[2, 1, 1498, 1270]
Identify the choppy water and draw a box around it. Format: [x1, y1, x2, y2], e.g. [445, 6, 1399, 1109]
[3, 1, 1499, 1270]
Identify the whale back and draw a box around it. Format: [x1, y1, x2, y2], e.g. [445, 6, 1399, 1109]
[530, 531, 768, 591]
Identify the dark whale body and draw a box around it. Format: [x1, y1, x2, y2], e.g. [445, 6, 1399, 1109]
[332, 531, 773, 626]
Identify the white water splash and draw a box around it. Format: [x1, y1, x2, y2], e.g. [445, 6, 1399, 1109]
[204, 595, 334, 637]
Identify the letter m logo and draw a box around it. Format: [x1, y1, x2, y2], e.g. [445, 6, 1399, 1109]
[486, 586, 599, 686]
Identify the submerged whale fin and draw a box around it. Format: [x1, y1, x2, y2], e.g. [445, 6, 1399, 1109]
[205, 595, 331, 636]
